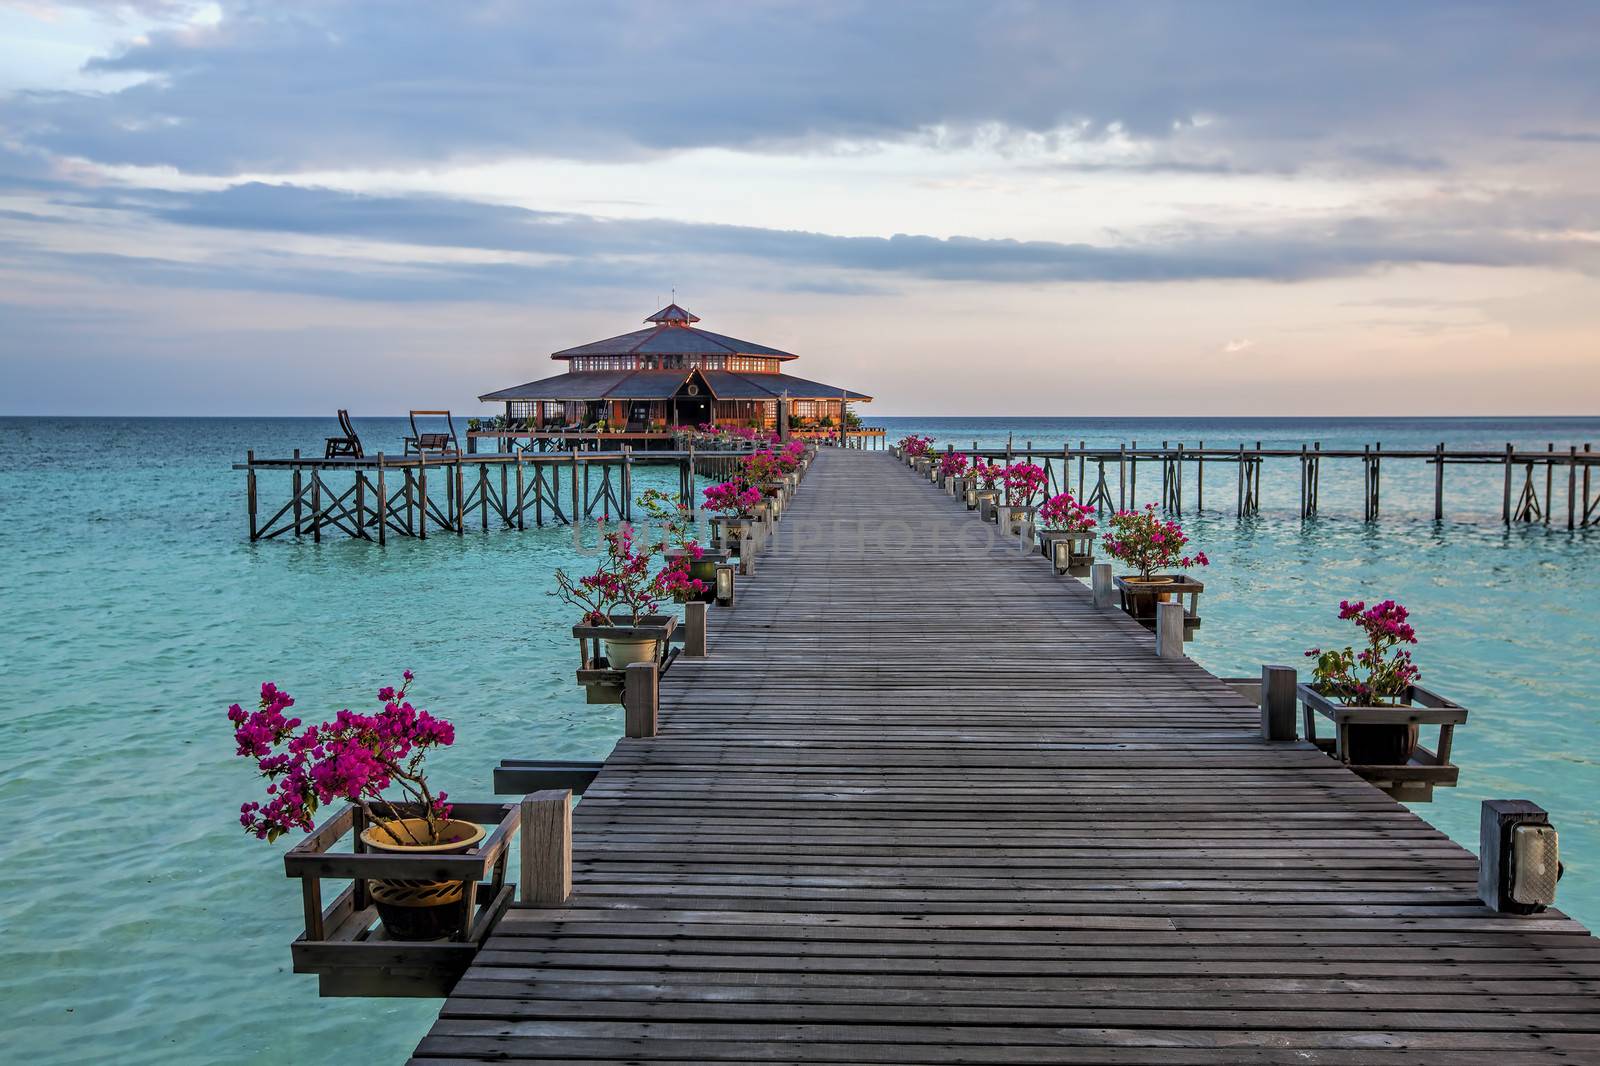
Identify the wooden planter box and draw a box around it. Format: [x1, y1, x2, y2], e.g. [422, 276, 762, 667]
[1113, 574, 1202, 639]
[709, 514, 759, 552]
[1002, 504, 1037, 534]
[664, 547, 729, 603]
[1037, 529, 1096, 575]
[284, 801, 520, 997]
[573, 613, 677, 703]
[1298, 683, 1467, 801]
[976, 489, 1001, 521]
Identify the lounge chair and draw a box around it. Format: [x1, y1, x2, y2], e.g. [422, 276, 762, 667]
[404, 409, 461, 457]
[325, 409, 364, 459]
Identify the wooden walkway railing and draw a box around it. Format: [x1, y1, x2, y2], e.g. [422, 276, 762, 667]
[414, 448, 1600, 1064]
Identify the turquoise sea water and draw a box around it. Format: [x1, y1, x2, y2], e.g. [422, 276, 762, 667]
[3, 414, 1598, 1064]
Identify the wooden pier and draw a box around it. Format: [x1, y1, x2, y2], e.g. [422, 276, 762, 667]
[412, 449, 1600, 1064]
[964, 440, 1600, 527]
[237, 448, 757, 541]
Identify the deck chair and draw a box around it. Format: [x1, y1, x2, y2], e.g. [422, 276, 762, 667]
[324, 409, 364, 459]
[404, 409, 461, 457]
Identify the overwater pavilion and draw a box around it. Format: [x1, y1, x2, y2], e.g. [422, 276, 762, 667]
[478, 304, 871, 434]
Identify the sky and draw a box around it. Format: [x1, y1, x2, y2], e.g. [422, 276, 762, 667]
[1, 1, 1598, 416]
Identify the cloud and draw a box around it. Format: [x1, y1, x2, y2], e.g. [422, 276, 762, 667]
[1221, 338, 1254, 353]
[4, 178, 1597, 305]
[6, 1, 1599, 174]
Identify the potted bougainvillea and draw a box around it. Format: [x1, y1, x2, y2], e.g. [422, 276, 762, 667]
[640, 488, 719, 604]
[897, 433, 932, 461]
[703, 478, 763, 551]
[971, 460, 1005, 515]
[1000, 462, 1048, 533]
[1300, 599, 1443, 766]
[554, 525, 679, 669]
[1036, 492, 1097, 574]
[229, 672, 479, 940]
[1103, 504, 1208, 627]
[900, 434, 934, 473]
[938, 451, 970, 495]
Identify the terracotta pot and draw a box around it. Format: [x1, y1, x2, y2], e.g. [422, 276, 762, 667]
[1124, 575, 1177, 601]
[360, 818, 487, 941]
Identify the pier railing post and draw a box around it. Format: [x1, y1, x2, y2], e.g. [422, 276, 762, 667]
[684, 601, 708, 657]
[1091, 563, 1114, 608]
[624, 661, 659, 739]
[1155, 602, 1184, 659]
[739, 531, 757, 575]
[520, 789, 572, 906]
[1260, 665, 1297, 741]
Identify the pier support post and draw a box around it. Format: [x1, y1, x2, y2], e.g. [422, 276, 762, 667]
[310, 468, 322, 543]
[1155, 602, 1185, 659]
[376, 455, 387, 546]
[291, 444, 302, 534]
[684, 601, 708, 657]
[624, 662, 659, 739]
[246, 450, 258, 541]
[1091, 563, 1114, 608]
[1479, 800, 1558, 915]
[1434, 442, 1445, 522]
[520, 789, 572, 906]
[1260, 665, 1297, 741]
[1503, 443, 1514, 525]
[1569, 446, 1578, 530]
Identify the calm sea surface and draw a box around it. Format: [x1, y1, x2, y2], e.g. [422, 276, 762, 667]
[3, 414, 1598, 1064]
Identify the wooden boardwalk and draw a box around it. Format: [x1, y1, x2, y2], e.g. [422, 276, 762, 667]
[414, 449, 1600, 1064]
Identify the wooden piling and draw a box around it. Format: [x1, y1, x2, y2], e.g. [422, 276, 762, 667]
[1545, 443, 1554, 525]
[515, 460, 525, 530]
[1434, 442, 1444, 521]
[418, 464, 428, 540]
[1570, 446, 1578, 531]
[570, 448, 581, 524]
[1503, 442, 1514, 525]
[375, 455, 387, 546]
[291, 449, 303, 536]
[1129, 440, 1137, 505]
[246, 450, 258, 541]
[310, 467, 322, 543]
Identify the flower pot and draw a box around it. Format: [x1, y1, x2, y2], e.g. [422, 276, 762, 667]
[604, 635, 660, 667]
[1346, 720, 1421, 765]
[1119, 575, 1176, 622]
[360, 818, 487, 941]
